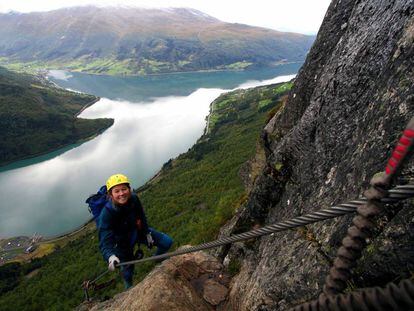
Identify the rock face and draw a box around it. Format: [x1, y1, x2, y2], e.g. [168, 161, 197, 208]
[83, 251, 230, 311]
[217, 0, 414, 310]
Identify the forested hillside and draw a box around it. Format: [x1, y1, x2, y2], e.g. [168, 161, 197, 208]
[0, 67, 113, 166]
[0, 81, 292, 310]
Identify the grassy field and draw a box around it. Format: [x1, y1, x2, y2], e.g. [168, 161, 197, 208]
[0, 57, 257, 76]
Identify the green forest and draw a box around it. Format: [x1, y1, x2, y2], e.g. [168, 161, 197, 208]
[0, 81, 292, 310]
[0, 67, 113, 166]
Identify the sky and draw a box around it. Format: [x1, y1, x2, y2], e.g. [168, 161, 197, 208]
[0, 0, 332, 35]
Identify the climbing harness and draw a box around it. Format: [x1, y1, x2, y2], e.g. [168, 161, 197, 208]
[82, 117, 414, 309]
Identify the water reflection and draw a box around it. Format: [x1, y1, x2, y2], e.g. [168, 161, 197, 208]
[0, 143, 83, 174]
[0, 72, 296, 237]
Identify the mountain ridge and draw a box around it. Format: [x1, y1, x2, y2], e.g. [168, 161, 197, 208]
[0, 6, 314, 75]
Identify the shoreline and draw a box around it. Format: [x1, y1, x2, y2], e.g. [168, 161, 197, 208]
[62, 61, 301, 77]
[0, 96, 111, 170]
[9, 60, 302, 79]
[74, 97, 100, 117]
[0, 124, 112, 171]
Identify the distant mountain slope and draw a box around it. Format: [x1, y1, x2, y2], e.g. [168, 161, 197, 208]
[0, 6, 314, 75]
[0, 67, 113, 165]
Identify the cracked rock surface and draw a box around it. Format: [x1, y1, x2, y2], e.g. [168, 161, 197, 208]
[220, 0, 414, 310]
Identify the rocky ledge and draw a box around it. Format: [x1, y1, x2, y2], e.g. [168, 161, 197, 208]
[78, 249, 231, 311]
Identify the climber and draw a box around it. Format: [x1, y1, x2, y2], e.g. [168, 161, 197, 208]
[98, 173, 173, 289]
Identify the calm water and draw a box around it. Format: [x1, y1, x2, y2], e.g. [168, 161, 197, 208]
[0, 64, 301, 237]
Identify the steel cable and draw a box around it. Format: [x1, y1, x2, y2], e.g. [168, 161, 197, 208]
[291, 278, 414, 311]
[116, 184, 414, 268]
[292, 117, 414, 310]
[83, 184, 414, 296]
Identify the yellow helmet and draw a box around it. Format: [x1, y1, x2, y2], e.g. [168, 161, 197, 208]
[106, 174, 130, 192]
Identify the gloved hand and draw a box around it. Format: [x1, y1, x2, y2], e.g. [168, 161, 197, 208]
[108, 255, 120, 271]
[146, 232, 154, 248]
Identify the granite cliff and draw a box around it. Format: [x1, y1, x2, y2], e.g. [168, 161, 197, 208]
[218, 0, 414, 309]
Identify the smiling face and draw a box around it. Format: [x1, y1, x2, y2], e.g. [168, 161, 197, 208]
[109, 183, 132, 205]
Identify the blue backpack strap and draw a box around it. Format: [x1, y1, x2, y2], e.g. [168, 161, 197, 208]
[86, 185, 109, 224]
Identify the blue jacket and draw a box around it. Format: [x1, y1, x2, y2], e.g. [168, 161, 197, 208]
[98, 193, 149, 262]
